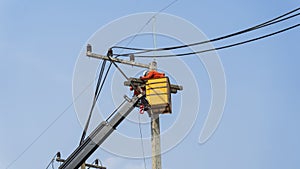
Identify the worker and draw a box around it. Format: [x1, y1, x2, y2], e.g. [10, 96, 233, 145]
[130, 70, 165, 114]
[130, 69, 165, 95]
[140, 70, 165, 80]
[129, 85, 143, 96]
[129, 84, 147, 114]
[138, 70, 165, 113]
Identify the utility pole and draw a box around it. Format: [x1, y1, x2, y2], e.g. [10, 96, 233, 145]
[148, 60, 162, 169]
[151, 113, 162, 169]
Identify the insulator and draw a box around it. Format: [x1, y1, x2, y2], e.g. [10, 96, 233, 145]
[130, 54, 135, 62]
[87, 44, 92, 53]
[56, 152, 61, 159]
[95, 159, 99, 165]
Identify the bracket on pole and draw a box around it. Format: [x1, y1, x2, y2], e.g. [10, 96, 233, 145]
[56, 152, 106, 169]
[86, 44, 151, 69]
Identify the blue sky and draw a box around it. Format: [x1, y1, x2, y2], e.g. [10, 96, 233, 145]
[0, 0, 299, 169]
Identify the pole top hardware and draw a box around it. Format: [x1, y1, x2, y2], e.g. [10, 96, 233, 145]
[86, 44, 151, 69]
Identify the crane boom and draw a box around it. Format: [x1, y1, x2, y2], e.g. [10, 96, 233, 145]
[58, 95, 142, 169]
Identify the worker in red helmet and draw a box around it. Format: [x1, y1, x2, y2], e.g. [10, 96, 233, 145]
[140, 70, 165, 80]
[130, 69, 164, 96]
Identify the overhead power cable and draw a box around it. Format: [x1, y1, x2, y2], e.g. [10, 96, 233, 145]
[79, 47, 134, 144]
[79, 60, 112, 145]
[111, 7, 300, 56]
[116, 0, 178, 56]
[135, 23, 300, 58]
[105, 99, 127, 121]
[96, 62, 113, 101]
[5, 70, 105, 169]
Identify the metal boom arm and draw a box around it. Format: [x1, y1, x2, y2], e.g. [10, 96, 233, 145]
[59, 95, 142, 169]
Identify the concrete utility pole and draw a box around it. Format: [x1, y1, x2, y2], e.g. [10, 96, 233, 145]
[151, 113, 162, 169]
[149, 60, 162, 169]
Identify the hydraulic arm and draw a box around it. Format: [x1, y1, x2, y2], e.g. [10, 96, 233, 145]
[58, 94, 142, 169]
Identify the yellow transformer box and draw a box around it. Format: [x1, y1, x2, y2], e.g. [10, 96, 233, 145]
[145, 77, 172, 114]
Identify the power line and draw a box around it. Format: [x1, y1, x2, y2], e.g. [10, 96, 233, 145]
[135, 23, 300, 58]
[112, 7, 300, 56]
[115, 0, 178, 56]
[8, 60, 113, 168]
[105, 99, 126, 122]
[5, 73, 99, 169]
[5, 104, 71, 169]
[79, 60, 110, 145]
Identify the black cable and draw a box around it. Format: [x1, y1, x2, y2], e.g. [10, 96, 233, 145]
[5, 92, 86, 169]
[134, 23, 300, 58]
[112, 7, 300, 56]
[104, 50, 142, 122]
[107, 49, 130, 81]
[79, 60, 106, 144]
[79, 60, 113, 145]
[106, 99, 127, 121]
[5, 54, 111, 169]
[116, 12, 300, 56]
[95, 62, 113, 101]
[107, 49, 143, 97]
[94, 60, 107, 99]
[114, 0, 178, 56]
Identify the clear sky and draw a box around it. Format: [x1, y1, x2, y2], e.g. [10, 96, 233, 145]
[0, 0, 299, 169]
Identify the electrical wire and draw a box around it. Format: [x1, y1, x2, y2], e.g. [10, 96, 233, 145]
[79, 60, 114, 145]
[115, 0, 178, 56]
[79, 60, 107, 144]
[108, 55, 130, 80]
[106, 99, 127, 121]
[95, 60, 107, 99]
[112, 7, 300, 56]
[45, 154, 57, 169]
[96, 62, 113, 101]
[103, 55, 141, 122]
[106, 50, 141, 93]
[138, 114, 147, 169]
[5, 60, 112, 169]
[134, 23, 300, 58]
[113, 7, 299, 52]
[6, 92, 83, 169]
